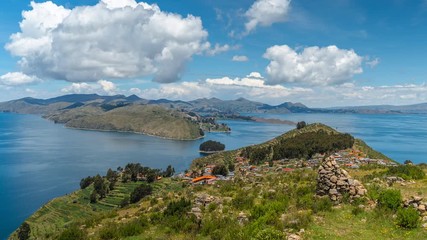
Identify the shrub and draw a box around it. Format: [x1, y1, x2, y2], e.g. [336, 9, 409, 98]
[164, 198, 191, 216]
[387, 165, 425, 180]
[120, 196, 129, 208]
[312, 197, 333, 213]
[58, 225, 87, 240]
[232, 192, 254, 210]
[80, 176, 93, 189]
[351, 206, 364, 216]
[212, 164, 228, 176]
[253, 228, 284, 240]
[17, 222, 31, 240]
[377, 189, 402, 211]
[397, 207, 420, 229]
[296, 121, 307, 129]
[282, 210, 312, 230]
[130, 183, 152, 203]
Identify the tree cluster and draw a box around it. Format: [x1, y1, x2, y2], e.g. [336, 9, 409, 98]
[241, 130, 354, 165]
[199, 140, 225, 152]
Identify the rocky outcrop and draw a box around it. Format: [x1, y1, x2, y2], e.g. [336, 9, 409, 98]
[316, 157, 367, 202]
[404, 196, 427, 215]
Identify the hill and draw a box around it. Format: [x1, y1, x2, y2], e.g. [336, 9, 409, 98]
[45, 104, 204, 140]
[11, 123, 427, 240]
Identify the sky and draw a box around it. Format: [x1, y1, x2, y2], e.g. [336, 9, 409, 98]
[1, 0, 427, 107]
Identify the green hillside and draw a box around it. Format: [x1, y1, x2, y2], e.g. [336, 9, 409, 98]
[45, 105, 203, 140]
[11, 123, 426, 240]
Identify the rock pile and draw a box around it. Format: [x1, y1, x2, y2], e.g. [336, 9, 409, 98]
[316, 157, 367, 202]
[404, 196, 427, 214]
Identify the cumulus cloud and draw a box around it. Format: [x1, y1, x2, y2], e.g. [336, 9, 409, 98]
[0, 72, 41, 86]
[61, 80, 118, 95]
[206, 44, 233, 56]
[232, 55, 249, 62]
[263, 45, 363, 86]
[6, 0, 213, 83]
[139, 72, 312, 103]
[245, 0, 291, 34]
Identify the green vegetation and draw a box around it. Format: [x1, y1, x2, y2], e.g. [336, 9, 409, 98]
[46, 105, 203, 140]
[377, 189, 402, 212]
[11, 123, 427, 240]
[397, 207, 420, 229]
[199, 140, 225, 152]
[129, 183, 152, 203]
[17, 222, 30, 240]
[242, 130, 354, 164]
[387, 165, 426, 180]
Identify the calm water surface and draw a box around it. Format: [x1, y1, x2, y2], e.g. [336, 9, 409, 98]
[1, 112, 426, 238]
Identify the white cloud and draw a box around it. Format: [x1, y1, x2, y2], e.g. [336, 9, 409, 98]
[206, 44, 232, 56]
[0, 72, 41, 86]
[245, 0, 291, 34]
[138, 72, 312, 103]
[232, 55, 249, 62]
[264, 45, 363, 86]
[61, 80, 118, 95]
[6, 0, 212, 83]
[365, 57, 380, 68]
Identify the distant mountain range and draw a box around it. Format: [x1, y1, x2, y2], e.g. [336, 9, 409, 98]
[1, 93, 427, 115]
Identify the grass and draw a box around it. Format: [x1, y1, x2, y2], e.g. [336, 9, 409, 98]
[305, 206, 427, 239]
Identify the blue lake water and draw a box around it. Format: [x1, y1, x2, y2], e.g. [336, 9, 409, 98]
[1, 112, 427, 239]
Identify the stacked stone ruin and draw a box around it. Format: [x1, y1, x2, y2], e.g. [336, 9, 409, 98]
[316, 157, 367, 202]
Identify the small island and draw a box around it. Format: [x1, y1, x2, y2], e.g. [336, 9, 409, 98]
[199, 140, 225, 154]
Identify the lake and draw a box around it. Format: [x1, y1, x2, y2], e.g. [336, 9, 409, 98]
[1, 112, 427, 239]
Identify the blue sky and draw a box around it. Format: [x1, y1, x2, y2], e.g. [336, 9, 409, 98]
[0, 0, 427, 107]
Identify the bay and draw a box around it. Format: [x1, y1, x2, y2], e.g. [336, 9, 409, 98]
[1, 112, 426, 239]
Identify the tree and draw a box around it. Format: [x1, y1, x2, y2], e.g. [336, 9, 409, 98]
[106, 168, 117, 182]
[164, 165, 175, 177]
[79, 176, 93, 189]
[130, 183, 153, 203]
[90, 190, 97, 203]
[199, 140, 225, 152]
[297, 121, 307, 129]
[212, 165, 228, 176]
[93, 175, 108, 198]
[120, 196, 130, 208]
[17, 222, 31, 240]
[404, 160, 413, 165]
[124, 163, 143, 182]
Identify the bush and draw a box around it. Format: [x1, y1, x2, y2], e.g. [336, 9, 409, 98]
[120, 196, 129, 208]
[312, 197, 333, 213]
[130, 183, 152, 203]
[17, 222, 31, 240]
[387, 165, 425, 180]
[212, 164, 228, 176]
[282, 210, 312, 230]
[80, 176, 93, 189]
[253, 228, 284, 240]
[58, 225, 87, 240]
[296, 121, 307, 129]
[164, 198, 192, 216]
[377, 189, 402, 211]
[397, 207, 420, 229]
[351, 206, 364, 216]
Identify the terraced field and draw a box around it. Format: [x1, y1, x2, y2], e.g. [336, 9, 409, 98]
[13, 180, 144, 239]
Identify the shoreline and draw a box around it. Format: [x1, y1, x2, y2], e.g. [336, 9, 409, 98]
[65, 126, 205, 141]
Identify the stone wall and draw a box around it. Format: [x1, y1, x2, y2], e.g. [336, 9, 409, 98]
[316, 157, 367, 202]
